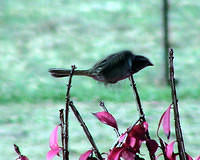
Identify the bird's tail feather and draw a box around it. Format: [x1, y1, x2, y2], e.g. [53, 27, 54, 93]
[48, 68, 90, 78]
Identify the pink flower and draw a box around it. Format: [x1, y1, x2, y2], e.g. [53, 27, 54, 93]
[93, 111, 118, 130]
[46, 125, 61, 160]
[187, 154, 193, 160]
[143, 121, 149, 132]
[17, 156, 29, 160]
[108, 147, 136, 160]
[165, 141, 177, 160]
[108, 147, 124, 160]
[79, 150, 93, 160]
[126, 121, 148, 141]
[118, 132, 127, 144]
[124, 122, 148, 153]
[107, 122, 152, 160]
[121, 148, 136, 160]
[158, 105, 172, 139]
[146, 139, 158, 156]
[185, 154, 200, 160]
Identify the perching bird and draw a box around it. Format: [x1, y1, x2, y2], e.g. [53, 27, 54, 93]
[49, 50, 153, 84]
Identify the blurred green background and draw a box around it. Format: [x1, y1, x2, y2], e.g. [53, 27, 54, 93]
[0, 0, 200, 159]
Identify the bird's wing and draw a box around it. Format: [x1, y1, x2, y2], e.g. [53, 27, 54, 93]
[92, 52, 126, 72]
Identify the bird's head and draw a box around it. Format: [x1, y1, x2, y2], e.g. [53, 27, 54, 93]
[132, 55, 153, 73]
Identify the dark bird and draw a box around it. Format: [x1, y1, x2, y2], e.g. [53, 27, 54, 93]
[49, 50, 153, 84]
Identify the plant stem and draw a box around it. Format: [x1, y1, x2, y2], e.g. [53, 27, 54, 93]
[14, 144, 22, 156]
[59, 109, 65, 160]
[14, 144, 28, 160]
[168, 48, 187, 160]
[64, 65, 76, 160]
[99, 101, 108, 112]
[69, 101, 103, 160]
[129, 75, 145, 120]
[129, 75, 155, 160]
[158, 138, 168, 160]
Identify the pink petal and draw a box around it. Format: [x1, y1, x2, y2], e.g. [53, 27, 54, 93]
[166, 141, 176, 159]
[127, 123, 146, 141]
[187, 154, 193, 160]
[93, 111, 118, 130]
[108, 147, 124, 160]
[129, 137, 136, 148]
[158, 105, 171, 139]
[163, 105, 171, 139]
[47, 125, 61, 160]
[118, 132, 127, 143]
[121, 148, 136, 160]
[79, 150, 93, 160]
[133, 140, 143, 153]
[196, 155, 200, 160]
[46, 148, 61, 160]
[20, 156, 29, 160]
[143, 121, 149, 132]
[146, 139, 158, 155]
[124, 136, 142, 153]
[49, 125, 60, 149]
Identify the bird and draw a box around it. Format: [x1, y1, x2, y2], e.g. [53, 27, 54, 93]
[48, 50, 153, 84]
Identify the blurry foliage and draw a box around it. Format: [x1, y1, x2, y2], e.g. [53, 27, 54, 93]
[0, 0, 200, 103]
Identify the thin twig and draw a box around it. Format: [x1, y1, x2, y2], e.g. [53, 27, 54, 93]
[69, 101, 103, 160]
[99, 101, 108, 112]
[129, 75, 146, 121]
[168, 48, 187, 160]
[129, 75, 155, 160]
[158, 138, 168, 160]
[114, 129, 120, 137]
[14, 144, 28, 160]
[59, 109, 65, 159]
[14, 144, 22, 157]
[64, 65, 76, 160]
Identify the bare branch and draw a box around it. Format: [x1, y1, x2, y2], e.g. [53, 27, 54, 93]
[129, 75, 155, 160]
[69, 101, 103, 160]
[59, 109, 65, 159]
[168, 48, 187, 160]
[64, 65, 76, 160]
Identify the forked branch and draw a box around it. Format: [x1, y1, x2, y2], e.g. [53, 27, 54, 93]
[64, 65, 76, 160]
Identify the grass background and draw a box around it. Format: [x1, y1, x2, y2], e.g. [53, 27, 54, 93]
[0, 0, 200, 159]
